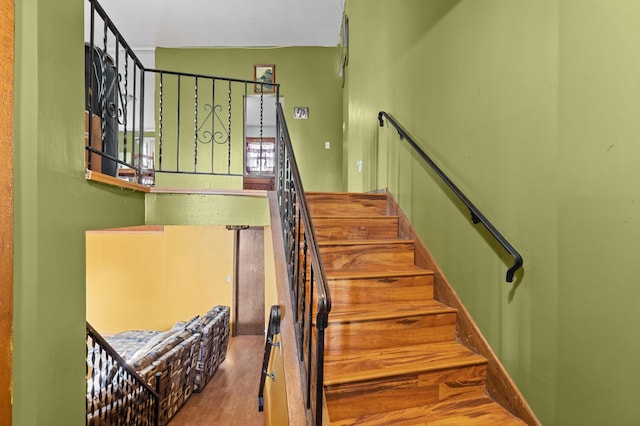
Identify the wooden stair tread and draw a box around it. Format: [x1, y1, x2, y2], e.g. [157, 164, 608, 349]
[329, 299, 456, 323]
[318, 238, 413, 246]
[325, 266, 433, 280]
[324, 342, 487, 386]
[307, 191, 387, 198]
[330, 396, 526, 426]
[312, 215, 399, 220]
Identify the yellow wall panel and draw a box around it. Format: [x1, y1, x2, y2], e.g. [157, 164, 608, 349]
[86, 226, 234, 333]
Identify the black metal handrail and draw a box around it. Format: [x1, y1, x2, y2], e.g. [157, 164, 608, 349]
[276, 103, 331, 425]
[258, 305, 282, 412]
[86, 322, 159, 426]
[378, 111, 523, 282]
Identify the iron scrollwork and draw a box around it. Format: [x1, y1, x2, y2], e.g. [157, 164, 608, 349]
[196, 104, 228, 145]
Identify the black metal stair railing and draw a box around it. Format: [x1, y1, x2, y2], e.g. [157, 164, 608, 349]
[86, 322, 159, 426]
[276, 103, 331, 425]
[378, 111, 523, 282]
[87, 0, 278, 186]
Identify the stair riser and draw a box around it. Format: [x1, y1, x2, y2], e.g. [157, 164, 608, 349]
[328, 275, 434, 307]
[306, 193, 388, 216]
[312, 217, 399, 240]
[325, 364, 488, 422]
[325, 313, 456, 355]
[319, 242, 415, 270]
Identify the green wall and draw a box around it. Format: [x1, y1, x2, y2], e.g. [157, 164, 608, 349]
[345, 0, 640, 424]
[154, 47, 344, 192]
[14, 0, 146, 424]
[146, 193, 270, 226]
[557, 1, 640, 424]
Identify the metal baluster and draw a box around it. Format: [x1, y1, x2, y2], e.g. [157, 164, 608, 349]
[242, 82, 247, 176]
[259, 91, 264, 174]
[98, 348, 107, 423]
[87, 2, 95, 171]
[177, 74, 181, 171]
[87, 338, 94, 420]
[101, 20, 107, 157]
[211, 78, 215, 173]
[292, 199, 301, 327]
[132, 64, 137, 169]
[115, 40, 123, 166]
[227, 80, 232, 175]
[159, 73, 163, 171]
[306, 266, 314, 408]
[315, 322, 327, 426]
[123, 52, 129, 165]
[194, 77, 198, 173]
[300, 227, 308, 361]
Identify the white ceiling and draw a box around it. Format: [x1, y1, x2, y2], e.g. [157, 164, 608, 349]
[91, 0, 345, 50]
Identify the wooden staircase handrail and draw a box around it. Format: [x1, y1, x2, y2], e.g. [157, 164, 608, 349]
[378, 111, 523, 282]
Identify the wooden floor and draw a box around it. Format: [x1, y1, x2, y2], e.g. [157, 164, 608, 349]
[170, 335, 265, 426]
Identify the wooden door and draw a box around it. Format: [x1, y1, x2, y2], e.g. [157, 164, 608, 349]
[234, 227, 265, 335]
[0, 0, 14, 423]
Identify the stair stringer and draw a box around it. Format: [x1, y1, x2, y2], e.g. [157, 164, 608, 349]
[385, 191, 541, 426]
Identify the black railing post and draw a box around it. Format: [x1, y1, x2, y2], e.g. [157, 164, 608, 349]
[131, 64, 138, 175]
[87, 1, 95, 171]
[101, 18, 108, 158]
[138, 70, 145, 184]
[258, 305, 282, 412]
[315, 324, 327, 426]
[122, 53, 129, 165]
[177, 74, 181, 171]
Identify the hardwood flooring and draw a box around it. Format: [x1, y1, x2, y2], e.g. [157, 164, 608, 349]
[170, 335, 265, 426]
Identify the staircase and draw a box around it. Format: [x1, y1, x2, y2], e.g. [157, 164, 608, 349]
[307, 191, 535, 425]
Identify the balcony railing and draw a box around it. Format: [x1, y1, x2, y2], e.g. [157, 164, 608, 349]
[86, 0, 278, 187]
